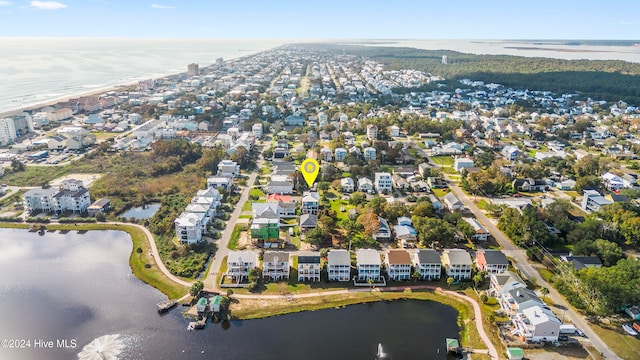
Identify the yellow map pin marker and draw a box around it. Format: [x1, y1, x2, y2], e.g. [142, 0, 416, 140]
[301, 158, 320, 187]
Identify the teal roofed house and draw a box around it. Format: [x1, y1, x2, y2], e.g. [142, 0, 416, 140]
[196, 297, 208, 313]
[209, 295, 222, 313]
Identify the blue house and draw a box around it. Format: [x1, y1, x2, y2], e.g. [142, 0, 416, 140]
[285, 115, 305, 126]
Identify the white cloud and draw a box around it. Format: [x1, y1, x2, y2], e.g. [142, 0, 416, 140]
[151, 4, 174, 9]
[0, 1, 11, 6]
[30, 1, 67, 9]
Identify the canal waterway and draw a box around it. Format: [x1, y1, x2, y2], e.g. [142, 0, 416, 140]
[0, 228, 459, 359]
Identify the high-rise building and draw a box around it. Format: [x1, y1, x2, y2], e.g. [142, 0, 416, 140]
[0, 118, 17, 146]
[215, 57, 224, 66]
[442, 55, 448, 64]
[187, 63, 200, 76]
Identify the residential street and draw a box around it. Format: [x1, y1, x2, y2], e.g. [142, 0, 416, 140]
[438, 165, 620, 359]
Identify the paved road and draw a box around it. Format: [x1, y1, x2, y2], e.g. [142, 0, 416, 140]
[434, 161, 620, 359]
[204, 164, 261, 292]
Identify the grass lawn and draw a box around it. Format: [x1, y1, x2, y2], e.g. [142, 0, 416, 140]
[563, 190, 580, 198]
[431, 155, 455, 167]
[92, 132, 120, 142]
[250, 188, 266, 199]
[432, 188, 450, 198]
[591, 321, 640, 360]
[2, 165, 72, 186]
[228, 225, 247, 250]
[330, 199, 353, 222]
[475, 199, 489, 210]
[241, 200, 252, 211]
[442, 167, 458, 175]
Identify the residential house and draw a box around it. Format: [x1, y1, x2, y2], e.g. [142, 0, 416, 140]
[358, 177, 374, 193]
[560, 255, 603, 270]
[52, 179, 91, 213]
[285, 114, 305, 126]
[356, 249, 382, 281]
[262, 251, 290, 281]
[226, 251, 258, 282]
[512, 178, 548, 192]
[297, 252, 321, 282]
[454, 157, 475, 173]
[87, 198, 111, 216]
[502, 145, 520, 161]
[489, 271, 526, 297]
[444, 192, 464, 212]
[251, 218, 280, 241]
[393, 217, 417, 242]
[334, 147, 347, 162]
[252, 202, 280, 219]
[392, 174, 410, 190]
[175, 212, 203, 244]
[389, 125, 400, 137]
[301, 191, 320, 214]
[500, 288, 546, 316]
[341, 177, 355, 192]
[555, 179, 576, 191]
[328, 249, 351, 282]
[602, 172, 624, 191]
[252, 123, 263, 138]
[622, 173, 637, 188]
[582, 189, 613, 213]
[428, 194, 444, 212]
[366, 124, 378, 140]
[320, 147, 333, 162]
[265, 180, 294, 195]
[476, 250, 509, 274]
[374, 172, 393, 193]
[364, 147, 377, 161]
[512, 306, 561, 343]
[385, 249, 412, 281]
[374, 217, 392, 241]
[299, 213, 318, 229]
[442, 249, 473, 280]
[412, 249, 442, 280]
[462, 217, 489, 241]
[217, 160, 240, 178]
[207, 176, 232, 190]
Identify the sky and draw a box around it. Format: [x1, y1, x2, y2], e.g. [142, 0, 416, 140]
[0, 0, 639, 39]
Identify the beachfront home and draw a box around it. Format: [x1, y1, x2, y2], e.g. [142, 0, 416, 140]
[301, 191, 320, 215]
[500, 288, 546, 316]
[22, 187, 58, 213]
[297, 252, 321, 282]
[442, 249, 473, 280]
[328, 249, 351, 282]
[217, 160, 240, 178]
[52, 179, 91, 214]
[262, 251, 290, 281]
[356, 249, 382, 282]
[476, 250, 508, 274]
[412, 249, 442, 280]
[226, 251, 258, 282]
[385, 249, 412, 281]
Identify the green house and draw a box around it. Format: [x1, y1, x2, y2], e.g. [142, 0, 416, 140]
[196, 297, 208, 313]
[209, 295, 222, 313]
[251, 218, 280, 241]
[507, 347, 525, 360]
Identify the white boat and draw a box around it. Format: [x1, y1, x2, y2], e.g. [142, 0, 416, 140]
[622, 324, 638, 336]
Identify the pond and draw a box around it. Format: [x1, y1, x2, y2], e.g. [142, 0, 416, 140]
[0, 228, 460, 360]
[120, 203, 161, 220]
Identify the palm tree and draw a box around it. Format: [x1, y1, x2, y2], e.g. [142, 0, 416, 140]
[540, 287, 550, 300]
[446, 277, 455, 288]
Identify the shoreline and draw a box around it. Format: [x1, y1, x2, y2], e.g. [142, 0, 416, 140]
[0, 46, 273, 118]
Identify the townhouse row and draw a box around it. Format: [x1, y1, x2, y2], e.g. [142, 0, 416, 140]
[224, 248, 509, 283]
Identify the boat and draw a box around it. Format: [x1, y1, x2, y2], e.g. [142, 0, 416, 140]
[622, 324, 638, 336]
[633, 322, 640, 333]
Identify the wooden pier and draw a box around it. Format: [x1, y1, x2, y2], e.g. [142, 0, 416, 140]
[156, 299, 177, 313]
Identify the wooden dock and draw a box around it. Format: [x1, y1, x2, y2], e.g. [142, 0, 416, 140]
[187, 318, 207, 331]
[156, 299, 177, 313]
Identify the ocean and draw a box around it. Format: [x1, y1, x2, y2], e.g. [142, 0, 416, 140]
[2, 38, 640, 114]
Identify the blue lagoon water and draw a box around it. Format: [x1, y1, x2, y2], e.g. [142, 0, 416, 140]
[0, 228, 460, 360]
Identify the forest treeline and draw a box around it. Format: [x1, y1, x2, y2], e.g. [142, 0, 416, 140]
[302, 43, 640, 105]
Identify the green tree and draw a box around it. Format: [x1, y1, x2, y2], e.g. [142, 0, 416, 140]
[190, 281, 204, 297]
[446, 277, 455, 288]
[539, 287, 549, 300]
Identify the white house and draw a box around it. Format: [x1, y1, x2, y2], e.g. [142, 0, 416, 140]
[386, 249, 412, 281]
[512, 306, 561, 343]
[581, 189, 613, 213]
[366, 124, 378, 140]
[301, 191, 320, 215]
[320, 147, 333, 162]
[262, 251, 289, 281]
[217, 160, 240, 178]
[374, 172, 393, 193]
[52, 179, 91, 214]
[502, 145, 519, 161]
[489, 271, 525, 297]
[356, 249, 382, 281]
[226, 250, 258, 282]
[412, 249, 442, 280]
[252, 123, 263, 138]
[341, 177, 355, 192]
[175, 212, 204, 244]
[22, 188, 58, 213]
[374, 217, 392, 241]
[297, 252, 321, 282]
[265, 180, 294, 195]
[328, 249, 351, 281]
[462, 217, 489, 241]
[602, 172, 624, 191]
[444, 192, 465, 212]
[389, 125, 400, 137]
[442, 249, 473, 280]
[358, 177, 374, 193]
[207, 176, 232, 190]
